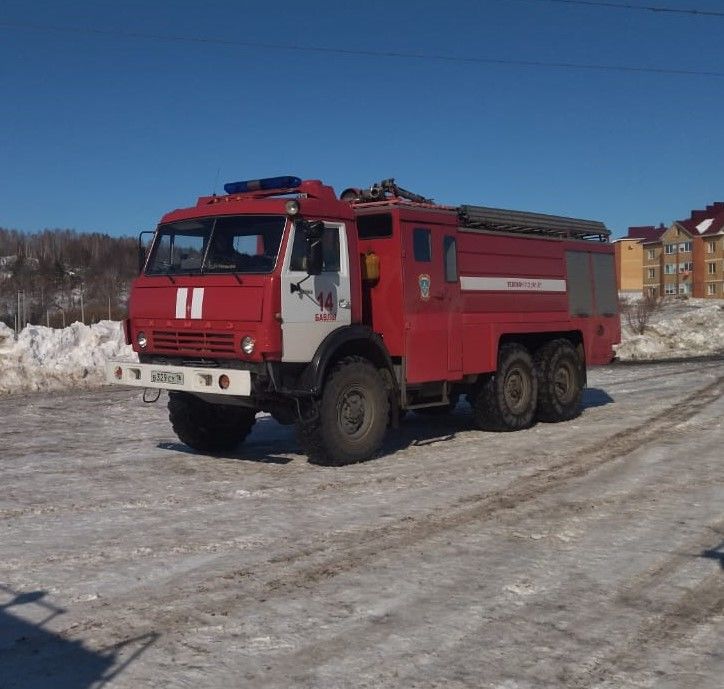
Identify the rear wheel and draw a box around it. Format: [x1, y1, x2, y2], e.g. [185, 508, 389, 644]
[471, 344, 537, 431]
[297, 356, 389, 466]
[534, 339, 583, 422]
[168, 392, 256, 452]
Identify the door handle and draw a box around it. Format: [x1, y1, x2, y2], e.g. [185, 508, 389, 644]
[339, 299, 351, 309]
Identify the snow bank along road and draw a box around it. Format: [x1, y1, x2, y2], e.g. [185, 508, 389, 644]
[1, 360, 723, 689]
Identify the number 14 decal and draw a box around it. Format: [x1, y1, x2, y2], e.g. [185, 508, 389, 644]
[315, 291, 337, 322]
[317, 292, 334, 312]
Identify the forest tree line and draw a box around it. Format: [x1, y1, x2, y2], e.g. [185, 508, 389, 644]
[0, 228, 140, 329]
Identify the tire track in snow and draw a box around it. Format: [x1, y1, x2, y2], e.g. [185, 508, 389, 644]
[252, 376, 722, 595]
[59, 375, 722, 637]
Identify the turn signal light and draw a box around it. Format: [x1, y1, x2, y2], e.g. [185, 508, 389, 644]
[219, 374, 230, 390]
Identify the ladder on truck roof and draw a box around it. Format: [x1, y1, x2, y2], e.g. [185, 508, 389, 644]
[458, 205, 610, 242]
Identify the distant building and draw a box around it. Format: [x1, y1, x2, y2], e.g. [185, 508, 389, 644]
[676, 202, 724, 298]
[618, 205, 724, 299]
[613, 237, 644, 297]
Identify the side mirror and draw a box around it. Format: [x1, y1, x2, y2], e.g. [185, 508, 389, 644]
[301, 220, 325, 276]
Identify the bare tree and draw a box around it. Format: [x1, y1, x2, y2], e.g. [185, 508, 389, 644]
[621, 294, 660, 335]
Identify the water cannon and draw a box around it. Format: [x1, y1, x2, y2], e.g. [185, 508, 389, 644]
[339, 178, 433, 204]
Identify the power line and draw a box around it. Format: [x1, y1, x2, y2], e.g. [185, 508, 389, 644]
[523, 0, 724, 18]
[1, 20, 723, 78]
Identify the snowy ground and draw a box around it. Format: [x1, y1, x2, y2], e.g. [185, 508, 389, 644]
[1, 359, 722, 688]
[1, 298, 722, 395]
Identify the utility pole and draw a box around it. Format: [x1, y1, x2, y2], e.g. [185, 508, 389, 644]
[80, 285, 85, 324]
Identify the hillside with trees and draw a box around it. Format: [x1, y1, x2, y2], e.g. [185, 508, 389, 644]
[0, 228, 139, 330]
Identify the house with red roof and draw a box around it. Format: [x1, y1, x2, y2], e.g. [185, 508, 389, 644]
[618, 204, 724, 299]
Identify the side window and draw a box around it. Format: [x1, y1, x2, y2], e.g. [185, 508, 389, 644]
[357, 213, 392, 239]
[413, 228, 431, 262]
[444, 236, 458, 282]
[289, 224, 341, 272]
[322, 228, 340, 272]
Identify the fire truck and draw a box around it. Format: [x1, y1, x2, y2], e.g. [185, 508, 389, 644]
[108, 176, 620, 465]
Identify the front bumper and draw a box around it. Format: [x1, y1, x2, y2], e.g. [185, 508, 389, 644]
[106, 360, 252, 397]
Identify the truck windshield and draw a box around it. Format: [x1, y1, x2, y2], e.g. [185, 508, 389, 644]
[145, 215, 286, 275]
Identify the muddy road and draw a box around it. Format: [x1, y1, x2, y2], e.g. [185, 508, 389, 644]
[1, 359, 723, 688]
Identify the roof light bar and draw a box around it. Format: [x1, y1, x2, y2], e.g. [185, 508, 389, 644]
[224, 176, 302, 195]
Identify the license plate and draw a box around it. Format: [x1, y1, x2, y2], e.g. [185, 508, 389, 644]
[151, 370, 184, 385]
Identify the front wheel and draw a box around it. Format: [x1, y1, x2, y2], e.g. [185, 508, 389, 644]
[297, 356, 389, 466]
[168, 392, 256, 453]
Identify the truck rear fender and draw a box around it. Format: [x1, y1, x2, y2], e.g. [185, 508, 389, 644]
[497, 331, 587, 384]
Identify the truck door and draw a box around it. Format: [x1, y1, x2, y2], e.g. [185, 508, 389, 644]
[402, 226, 462, 383]
[280, 221, 352, 362]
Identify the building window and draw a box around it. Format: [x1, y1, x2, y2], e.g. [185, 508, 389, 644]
[707, 241, 715, 254]
[647, 268, 655, 279]
[665, 244, 675, 255]
[678, 284, 691, 295]
[707, 283, 717, 295]
[708, 262, 717, 275]
[647, 249, 655, 260]
[665, 284, 677, 295]
[646, 287, 657, 298]
[678, 262, 693, 273]
[678, 241, 692, 253]
[664, 263, 675, 275]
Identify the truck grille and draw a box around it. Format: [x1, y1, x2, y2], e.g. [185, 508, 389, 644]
[152, 330, 236, 355]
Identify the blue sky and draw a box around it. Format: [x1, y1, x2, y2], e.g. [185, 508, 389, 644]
[1, 0, 722, 238]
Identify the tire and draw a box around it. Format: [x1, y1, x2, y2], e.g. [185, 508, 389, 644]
[297, 356, 389, 466]
[471, 344, 537, 431]
[168, 392, 256, 453]
[534, 339, 583, 422]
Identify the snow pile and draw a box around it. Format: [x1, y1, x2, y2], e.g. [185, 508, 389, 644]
[616, 298, 724, 361]
[0, 299, 721, 394]
[0, 320, 137, 394]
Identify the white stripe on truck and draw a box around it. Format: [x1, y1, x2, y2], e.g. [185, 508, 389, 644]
[190, 287, 204, 319]
[175, 287, 188, 318]
[460, 276, 566, 292]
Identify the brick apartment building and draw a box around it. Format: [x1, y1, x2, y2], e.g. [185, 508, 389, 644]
[615, 203, 724, 299]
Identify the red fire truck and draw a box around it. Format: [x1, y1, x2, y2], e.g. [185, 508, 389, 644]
[108, 176, 620, 465]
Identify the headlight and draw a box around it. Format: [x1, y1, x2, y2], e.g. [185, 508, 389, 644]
[241, 336, 255, 355]
[285, 199, 300, 216]
[137, 331, 147, 348]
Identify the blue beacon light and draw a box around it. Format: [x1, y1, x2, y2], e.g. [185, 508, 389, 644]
[224, 176, 302, 194]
